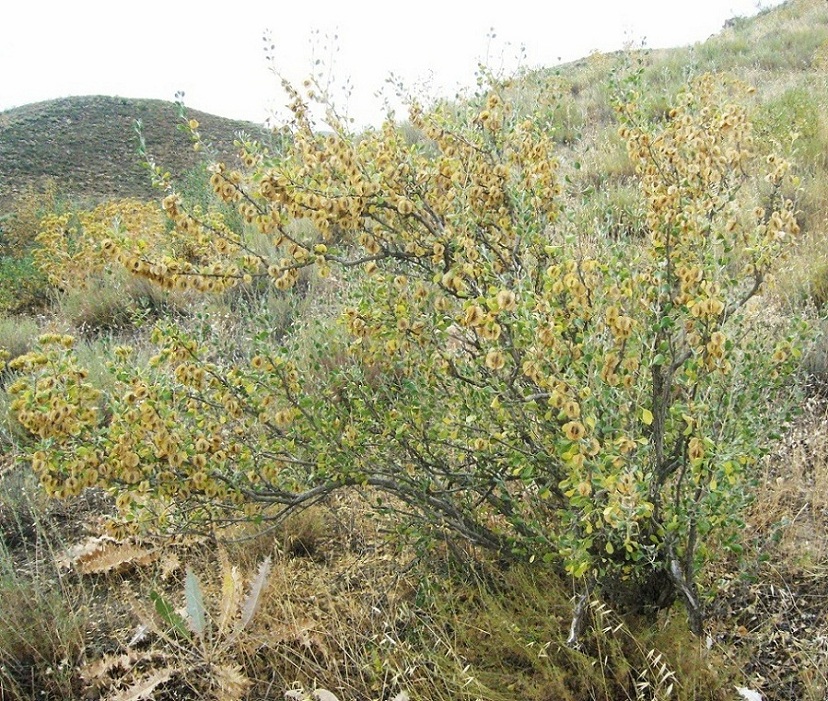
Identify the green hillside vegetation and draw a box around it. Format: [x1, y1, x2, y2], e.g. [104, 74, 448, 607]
[1, 1, 828, 700]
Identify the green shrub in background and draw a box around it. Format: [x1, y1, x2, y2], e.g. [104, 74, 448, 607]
[754, 85, 825, 167]
[0, 183, 61, 313]
[0, 254, 50, 315]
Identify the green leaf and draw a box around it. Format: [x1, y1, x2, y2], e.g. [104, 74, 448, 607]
[149, 590, 190, 639]
[641, 408, 654, 426]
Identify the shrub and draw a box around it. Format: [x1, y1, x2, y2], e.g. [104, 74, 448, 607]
[753, 85, 825, 168]
[0, 180, 61, 257]
[0, 253, 50, 314]
[10, 72, 808, 637]
[31, 197, 194, 334]
[0, 182, 61, 313]
[33, 197, 169, 291]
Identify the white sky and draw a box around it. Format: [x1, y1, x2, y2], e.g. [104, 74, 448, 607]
[2, 0, 784, 129]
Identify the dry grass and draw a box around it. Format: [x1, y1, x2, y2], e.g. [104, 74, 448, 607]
[752, 397, 828, 568]
[0, 467, 113, 700]
[0, 477, 738, 701]
[54, 269, 186, 337]
[0, 314, 40, 365]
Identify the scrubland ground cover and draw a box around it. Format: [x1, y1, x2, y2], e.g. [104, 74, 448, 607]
[2, 1, 828, 699]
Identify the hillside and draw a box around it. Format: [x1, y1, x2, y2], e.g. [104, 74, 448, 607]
[1, 2, 828, 700]
[0, 95, 262, 206]
[2, 0, 826, 213]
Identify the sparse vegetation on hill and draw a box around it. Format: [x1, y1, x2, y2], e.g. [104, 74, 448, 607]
[1, 2, 828, 700]
[0, 95, 261, 206]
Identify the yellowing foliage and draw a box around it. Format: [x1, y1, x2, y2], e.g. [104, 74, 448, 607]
[33, 198, 167, 289]
[1, 180, 60, 255]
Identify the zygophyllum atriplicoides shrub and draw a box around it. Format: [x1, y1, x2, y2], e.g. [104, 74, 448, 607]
[10, 72, 807, 637]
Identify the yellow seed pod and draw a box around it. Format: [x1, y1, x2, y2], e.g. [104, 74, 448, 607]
[496, 289, 517, 312]
[615, 315, 633, 332]
[688, 437, 705, 462]
[477, 320, 501, 341]
[251, 355, 270, 371]
[63, 476, 80, 497]
[485, 350, 506, 371]
[396, 198, 414, 216]
[463, 305, 486, 327]
[538, 326, 557, 348]
[275, 409, 295, 427]
[548, 390, 565, 409]
[563, 421, 586, 442]
[563, 401, 581, 420]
